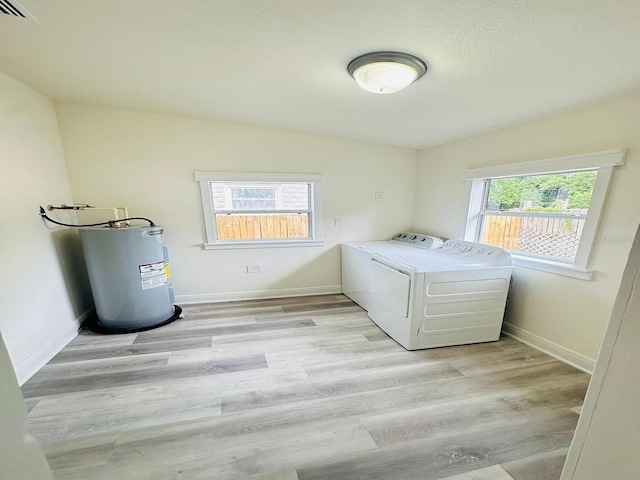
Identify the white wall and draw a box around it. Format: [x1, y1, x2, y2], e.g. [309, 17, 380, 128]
[0, 331, 53, 480]
[413, 94, 640, 362]
[561, 222, 640, 479]
[0, 71, 92, 383]
[55, 104, 417, 303]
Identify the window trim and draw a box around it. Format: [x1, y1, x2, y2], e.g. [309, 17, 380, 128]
[195, 172, 324, 249]
[462, 149, 625, 280]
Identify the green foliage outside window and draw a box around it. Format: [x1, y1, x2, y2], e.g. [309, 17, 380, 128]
[486, 171, 597, 212]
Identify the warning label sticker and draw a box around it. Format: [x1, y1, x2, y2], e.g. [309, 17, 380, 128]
[139, 262, 168, 290]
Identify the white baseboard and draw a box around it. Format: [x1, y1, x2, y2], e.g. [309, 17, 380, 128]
[501, 322, 595, 374]
[175, 285, 343, 305]
[16, 309, 92, 386]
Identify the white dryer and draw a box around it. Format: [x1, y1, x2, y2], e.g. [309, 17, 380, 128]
[368, 240, 513, 350]
[342, 233, 443, 310]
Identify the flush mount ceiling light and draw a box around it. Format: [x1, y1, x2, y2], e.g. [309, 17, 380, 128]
[348, 51, 427, 94]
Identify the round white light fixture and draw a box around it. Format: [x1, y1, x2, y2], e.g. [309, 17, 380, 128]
[348, 51, 427, 94]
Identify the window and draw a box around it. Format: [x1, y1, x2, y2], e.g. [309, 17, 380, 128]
[479, 170, 596, 261]
[230, 187, 277, 209]
[195, 172, 323, 249]
[464, 150, 625, 280]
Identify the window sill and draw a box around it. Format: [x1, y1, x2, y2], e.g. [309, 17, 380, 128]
[512, 255, 593, 280]
[203, 239, 325, 250]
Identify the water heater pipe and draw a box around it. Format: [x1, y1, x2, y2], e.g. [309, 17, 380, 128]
[40, 206, 155, 228]
[47, 204, 131, 226]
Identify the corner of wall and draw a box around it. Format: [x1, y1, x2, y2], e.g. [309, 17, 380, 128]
[0, 69, 92, 382]
[14, 309, 89, 386]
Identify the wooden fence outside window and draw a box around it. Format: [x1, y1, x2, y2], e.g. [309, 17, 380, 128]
[481, 214, 586, 260]
[216, 213, 309, 240]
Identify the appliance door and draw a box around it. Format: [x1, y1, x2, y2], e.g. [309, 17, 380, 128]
[368, 258, 415, 349]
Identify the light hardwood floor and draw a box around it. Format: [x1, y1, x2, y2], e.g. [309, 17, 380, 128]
[22, 294, 589, 480]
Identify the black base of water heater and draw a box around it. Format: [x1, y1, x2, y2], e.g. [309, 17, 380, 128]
[84, 305, 183, 334]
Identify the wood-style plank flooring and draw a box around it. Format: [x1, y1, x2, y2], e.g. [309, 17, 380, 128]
[22, 294, 590, 480]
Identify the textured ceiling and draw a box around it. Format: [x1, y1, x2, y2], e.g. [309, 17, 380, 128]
[1, 0, 639, 149]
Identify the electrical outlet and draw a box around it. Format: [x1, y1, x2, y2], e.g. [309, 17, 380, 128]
[375, 192, 384, 201]
[246, 265, 261, 273]
[334, 218, 342, 226]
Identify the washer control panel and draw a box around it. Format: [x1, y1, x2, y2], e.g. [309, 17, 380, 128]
[438, 240, 511, 264]
[391, 232, 444, 249]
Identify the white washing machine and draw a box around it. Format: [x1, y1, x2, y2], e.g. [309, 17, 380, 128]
[342, 233, 443, 310]
[368, 240, 513, 350]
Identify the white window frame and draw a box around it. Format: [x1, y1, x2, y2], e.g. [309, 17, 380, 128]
[462, 149, 625, 280]
[195, 172, 324, 249]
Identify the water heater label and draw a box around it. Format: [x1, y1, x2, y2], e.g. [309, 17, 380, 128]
[139, 262, 168, 290]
